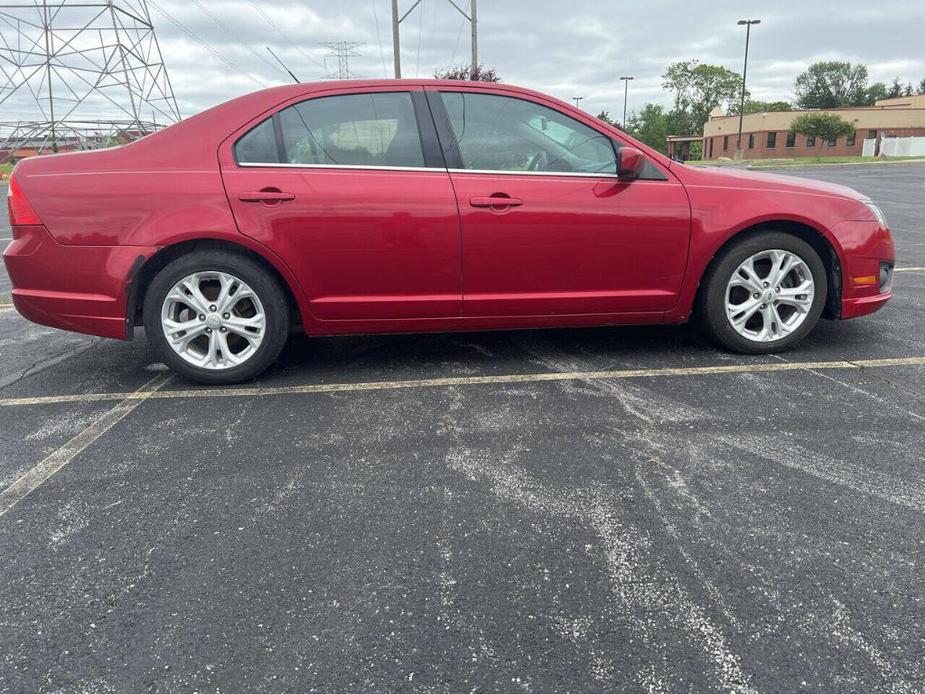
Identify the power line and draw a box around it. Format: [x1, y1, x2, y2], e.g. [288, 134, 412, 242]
[392, 0, 476, 79]
[147, 0, 263, 87]
[247, 0, 327, 72]
[371, 0, 388, 77]
[448, 0, 468, 67]
[188, 0, 281, 77]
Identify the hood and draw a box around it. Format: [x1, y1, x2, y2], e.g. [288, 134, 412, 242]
[674, 163, 867, 202]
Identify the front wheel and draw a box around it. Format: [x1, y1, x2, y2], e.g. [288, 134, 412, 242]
[699, 231, 828, 354]
[143, 250, 290, 384]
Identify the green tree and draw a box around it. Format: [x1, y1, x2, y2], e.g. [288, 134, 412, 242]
[789, 113, 855, 160]
[596, 110, 617, 127]
[919, 77, 925, 94]
[794, 61, 870, 108]
[728, 99, 792, 115]
[865, 82, 889, 105]
[662, 60, 745, 132]
[903, 83, 914, 96]
[887, 77, 905, 98]
[433, 64, 500, 82]
[625, 103, 669, 153]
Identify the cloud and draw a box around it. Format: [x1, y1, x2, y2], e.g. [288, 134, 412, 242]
[2, 0, 923, 123]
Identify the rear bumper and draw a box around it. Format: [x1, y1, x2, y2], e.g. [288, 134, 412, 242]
[3, 225, 157, 339]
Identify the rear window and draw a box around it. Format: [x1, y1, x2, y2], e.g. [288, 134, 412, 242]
[234, 117, 278, 164]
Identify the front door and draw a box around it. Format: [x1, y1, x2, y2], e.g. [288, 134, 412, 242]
[221, 88, 461, 321]
[428, 89, 691, 317]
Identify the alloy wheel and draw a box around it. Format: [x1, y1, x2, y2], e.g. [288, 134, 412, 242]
[160, 271, 266, 370]
[725, 249, 815, 342]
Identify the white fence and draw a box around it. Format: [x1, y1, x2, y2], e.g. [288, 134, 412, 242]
[879, 136, 925, 157]
[862, 138, 877, 157]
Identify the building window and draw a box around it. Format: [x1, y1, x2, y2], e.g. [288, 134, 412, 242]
[767, 132, 777, 148]
[847, 131, 856, 146]
[723, 135, 728, 151]
[748, 133, 755, 149]
[786, 131, 796, 148]
[826, 136, 837, 146]
[868, 129, 877, 139]
[806, 135, 816, 147]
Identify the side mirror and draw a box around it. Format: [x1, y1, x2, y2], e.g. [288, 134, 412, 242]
[617, 146, 646, 181]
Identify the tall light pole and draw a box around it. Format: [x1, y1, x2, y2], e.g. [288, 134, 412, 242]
[735, 19, 760, 159]
[619, 76, 634, 127]
[572, 96, 583, 108]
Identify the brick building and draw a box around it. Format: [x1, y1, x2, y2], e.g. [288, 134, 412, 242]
[697, 94, 925, 160]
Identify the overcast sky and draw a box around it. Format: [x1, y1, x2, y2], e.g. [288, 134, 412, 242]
[5, 0, 925, 122]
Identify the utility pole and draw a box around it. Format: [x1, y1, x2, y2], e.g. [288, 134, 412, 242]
[391, 0, 401, 78]
[469, 0, 477, 79]
[735, 19, 760, 160]
[392, 0, 478, 79]
[572, 96, 583, 108]
[619, 76, 634, 127]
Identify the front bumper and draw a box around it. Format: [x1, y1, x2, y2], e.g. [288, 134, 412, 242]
[835, 220, 895, 320]
[3, 225, 157, 339]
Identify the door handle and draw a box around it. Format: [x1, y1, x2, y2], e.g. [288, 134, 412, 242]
[238, 190, 296, 203]
[470, 196, 523, 209]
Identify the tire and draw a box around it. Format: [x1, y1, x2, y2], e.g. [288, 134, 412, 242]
[699, 230, 827, 354]
[143, 250, 290, 384]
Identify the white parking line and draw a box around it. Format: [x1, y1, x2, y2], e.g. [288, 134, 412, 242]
[0, 372, 171, 518]
[0, 356, 923, 409]
[894, 266, 925, 273]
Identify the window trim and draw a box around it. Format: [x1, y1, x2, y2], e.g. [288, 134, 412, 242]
[237, 162, 439, 173]
[232, 89, 444, 170]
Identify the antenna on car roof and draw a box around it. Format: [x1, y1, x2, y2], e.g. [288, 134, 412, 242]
[266, 46, 300, 83]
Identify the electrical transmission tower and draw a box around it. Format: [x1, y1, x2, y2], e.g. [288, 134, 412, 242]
[0, 0, 181, 163]
[320, 41, 364, 80]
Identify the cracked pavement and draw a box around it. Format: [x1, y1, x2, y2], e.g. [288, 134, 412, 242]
[0, 163, 924, 692]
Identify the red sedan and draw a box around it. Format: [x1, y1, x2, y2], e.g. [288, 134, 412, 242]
[4, 80, 895, 384]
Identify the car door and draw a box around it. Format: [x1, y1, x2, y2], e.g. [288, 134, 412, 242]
[220, 87, 461, 321]
[427, 87, 691, 317]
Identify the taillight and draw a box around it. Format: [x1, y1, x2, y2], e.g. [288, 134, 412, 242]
[7, 175, 41, 226]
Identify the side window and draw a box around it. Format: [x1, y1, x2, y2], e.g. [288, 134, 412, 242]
[235, 117, 279, 164]
[278, 92, 425, 168]
[439, 92, 617, 175]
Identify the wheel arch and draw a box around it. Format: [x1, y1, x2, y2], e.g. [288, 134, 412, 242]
[696, 220, 843, 320]
[128, 236, 305, 332]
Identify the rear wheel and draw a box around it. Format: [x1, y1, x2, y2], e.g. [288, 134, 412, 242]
[699, 231, 827, 354]
[143, 250, 289, 384]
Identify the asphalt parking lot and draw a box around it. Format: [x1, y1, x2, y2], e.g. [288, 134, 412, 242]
[1, 163, 924, 692]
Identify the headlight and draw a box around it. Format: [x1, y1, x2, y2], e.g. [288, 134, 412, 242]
[864, 201, 888, 229]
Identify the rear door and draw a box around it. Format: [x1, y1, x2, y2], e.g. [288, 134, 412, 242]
[427, 87, 691, 317]
[220, 87, 461, 321]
